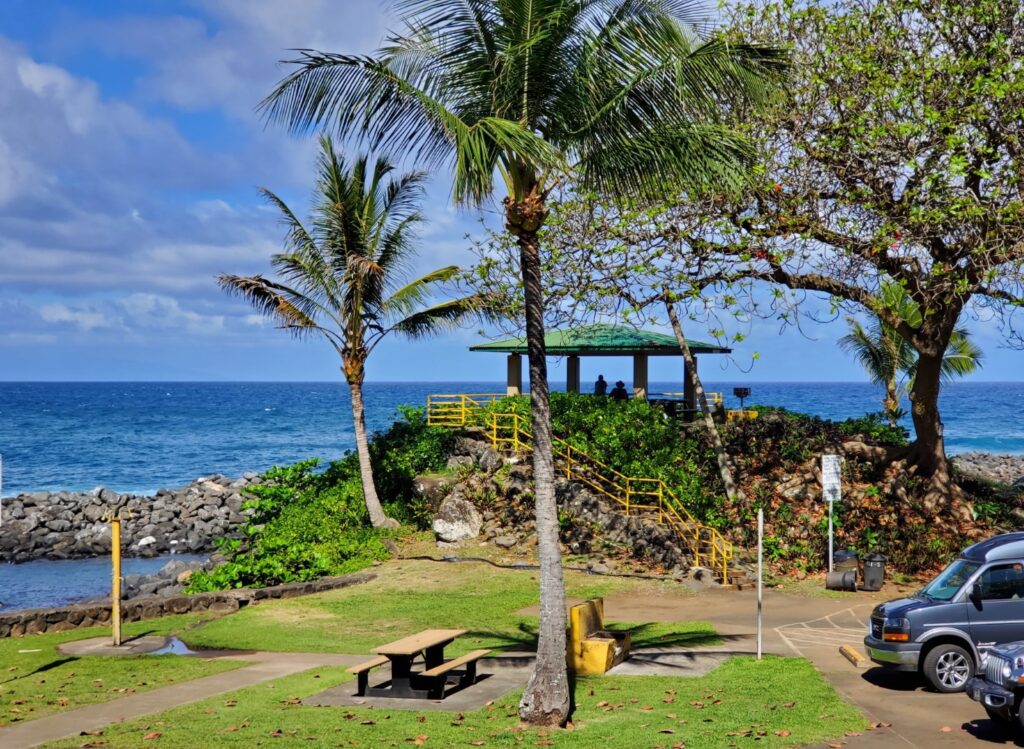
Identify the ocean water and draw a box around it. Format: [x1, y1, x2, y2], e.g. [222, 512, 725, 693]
[1, 380, 1022, 496]
[0, 554, 206, 613]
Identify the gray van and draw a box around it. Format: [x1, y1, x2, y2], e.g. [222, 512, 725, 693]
[865, 532, 1024, 692]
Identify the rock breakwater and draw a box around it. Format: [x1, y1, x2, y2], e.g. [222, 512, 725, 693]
[953, 453, 1024, 487]
[0, 474, 259, 563]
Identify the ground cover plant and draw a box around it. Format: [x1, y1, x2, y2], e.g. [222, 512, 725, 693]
[187, 408, 453, 591]
[0, 614, 243, 727]
[40, 656, 865, 749]
[184, 561, 715, 656]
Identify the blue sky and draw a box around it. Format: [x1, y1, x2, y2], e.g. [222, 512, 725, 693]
[0, 0, 1018, 384]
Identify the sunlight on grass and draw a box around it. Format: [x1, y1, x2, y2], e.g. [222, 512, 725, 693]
[183, 561, 709, 655]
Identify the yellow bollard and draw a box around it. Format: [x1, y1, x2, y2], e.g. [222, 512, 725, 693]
[111, 517, 122, 647]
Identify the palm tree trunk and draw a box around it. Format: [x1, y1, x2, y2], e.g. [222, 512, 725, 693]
[665, 301, 747, 509]
[348, 378, 391, 528]
[884, 377, 899, 428]
[510, 215, 570, 728]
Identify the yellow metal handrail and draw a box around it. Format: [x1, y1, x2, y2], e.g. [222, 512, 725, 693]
[427, 393, 507, 427]
[427, 394, 732, 581]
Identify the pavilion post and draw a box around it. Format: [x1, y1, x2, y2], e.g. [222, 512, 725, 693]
[684, 356, 697, 415]
[506, 354, 522, 396]
[566, 356, 580, 393]
[632, 354, 648, 399]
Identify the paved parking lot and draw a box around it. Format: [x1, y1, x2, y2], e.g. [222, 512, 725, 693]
[595, 588, 1021, 748]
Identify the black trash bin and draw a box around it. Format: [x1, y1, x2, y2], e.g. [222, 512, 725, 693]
[862, 553, 886, 591]
[833, 549, 859, 573]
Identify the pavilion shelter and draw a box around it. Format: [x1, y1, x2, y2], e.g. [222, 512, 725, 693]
[469, 323, 731, 412]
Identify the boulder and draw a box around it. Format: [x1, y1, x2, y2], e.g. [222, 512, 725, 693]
[432, 495, 482, 543]
[494, 535, 518, 549]
[478, 449, 504, 473]
[412, 475, 457, 508]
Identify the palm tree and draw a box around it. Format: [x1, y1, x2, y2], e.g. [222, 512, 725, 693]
[840, 283, 982, 427]
[220, 136, 491, 529]
[260, 0, 785, 725]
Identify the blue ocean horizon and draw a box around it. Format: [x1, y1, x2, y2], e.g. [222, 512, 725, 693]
[1, 380, 1023, 496]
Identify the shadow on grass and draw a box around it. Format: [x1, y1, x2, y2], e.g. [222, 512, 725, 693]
[465, 621, 736, 655]
[0, 656, 78, 686]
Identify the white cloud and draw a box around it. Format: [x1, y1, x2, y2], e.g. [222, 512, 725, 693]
[40, 304, 111, 331]
[35, 294, 228, 338]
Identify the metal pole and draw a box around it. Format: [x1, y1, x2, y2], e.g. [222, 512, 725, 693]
[757, 507, 763, 661]
[828, 499, 834, 573]
[111, 517, 122, 647]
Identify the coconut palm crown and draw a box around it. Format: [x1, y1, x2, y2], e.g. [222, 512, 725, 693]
[219, 136, 492, 528]
[259, 0, 787, 726]
[839, 282, 982, 427]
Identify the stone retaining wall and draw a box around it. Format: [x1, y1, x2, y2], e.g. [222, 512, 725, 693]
[0, 572, 376, 638]
[0, 473, 261, 562]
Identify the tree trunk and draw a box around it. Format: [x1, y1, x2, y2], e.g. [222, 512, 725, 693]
[907, 350, 954, 509]
[348, 378, 391, 528]
[509, 209, 570, 727]
[665, 301, 747, 509]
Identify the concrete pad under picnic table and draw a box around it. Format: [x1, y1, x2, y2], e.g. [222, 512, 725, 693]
[304, 651, 535, 712]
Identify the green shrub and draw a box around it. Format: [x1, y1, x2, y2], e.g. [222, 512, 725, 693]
[188, 408, 455, 591]
[839, 412, 909, 446]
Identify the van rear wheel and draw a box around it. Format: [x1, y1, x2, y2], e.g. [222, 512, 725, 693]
[923, 644, 974, 692]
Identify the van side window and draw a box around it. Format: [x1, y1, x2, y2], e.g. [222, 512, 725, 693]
[978, 563, 1024, 600]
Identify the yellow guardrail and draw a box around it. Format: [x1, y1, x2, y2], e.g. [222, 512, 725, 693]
[426, 393, 507, 427]
[428, 395, 733, 582]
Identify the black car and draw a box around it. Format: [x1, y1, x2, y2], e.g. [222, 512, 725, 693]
[865, 533, 1024, 692]
[965, 640, 1024, 729]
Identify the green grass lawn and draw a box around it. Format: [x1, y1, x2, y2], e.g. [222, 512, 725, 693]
[41, 656, 866, 749]
[0, 614, 245, 727]
[182, 560, 715, 655]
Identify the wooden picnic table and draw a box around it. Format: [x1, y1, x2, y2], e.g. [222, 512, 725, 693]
[363, 629, 466, 698]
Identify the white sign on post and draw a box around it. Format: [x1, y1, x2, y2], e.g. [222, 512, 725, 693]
[822, 454, 842, 572]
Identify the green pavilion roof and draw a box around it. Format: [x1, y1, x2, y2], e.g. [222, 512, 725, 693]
[469, 324, 731, 356]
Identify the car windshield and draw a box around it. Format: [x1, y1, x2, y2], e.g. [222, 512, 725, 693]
[920, 559, 980, 601]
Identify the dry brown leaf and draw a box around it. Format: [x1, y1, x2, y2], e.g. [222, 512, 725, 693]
[142, 732, 162, 741]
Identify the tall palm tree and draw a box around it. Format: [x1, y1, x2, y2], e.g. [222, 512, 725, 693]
[220, 136, 491, 528]
[260, 0, 786, 725]
[840, 283, 982, 427]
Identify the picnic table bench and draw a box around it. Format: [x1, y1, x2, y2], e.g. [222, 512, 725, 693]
[347, 629, 490, 699]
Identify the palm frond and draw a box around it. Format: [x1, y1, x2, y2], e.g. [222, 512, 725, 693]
[387, 293, 501, 340]
[381, 265, 462, 320]
[939, 327, 983, 382]
[217, 274, 331, 342]
[838, 318, 897, 386]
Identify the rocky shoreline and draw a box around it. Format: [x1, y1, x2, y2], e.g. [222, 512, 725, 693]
[0, 473, 259, 563]
[952, 452, 1024, 487]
